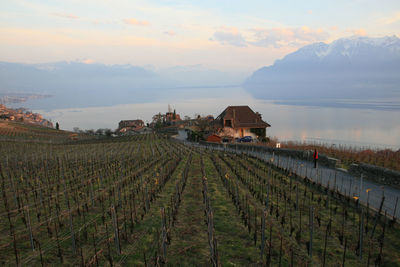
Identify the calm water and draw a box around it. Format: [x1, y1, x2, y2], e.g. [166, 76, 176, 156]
[21, 86, 400, 149]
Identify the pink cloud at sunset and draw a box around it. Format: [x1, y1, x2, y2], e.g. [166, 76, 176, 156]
[123, 18, 150, 26]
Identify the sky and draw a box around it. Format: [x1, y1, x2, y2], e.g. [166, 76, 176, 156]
[1, 0, 400, 72]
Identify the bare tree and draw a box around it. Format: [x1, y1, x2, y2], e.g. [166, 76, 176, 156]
[196, 118, 210, 132]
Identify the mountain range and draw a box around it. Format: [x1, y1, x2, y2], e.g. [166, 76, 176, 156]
[1, 35, 399, 110]
[0, 61, 168, 109]
[0, 61, 244, 110]
[244, 35, 400, 100]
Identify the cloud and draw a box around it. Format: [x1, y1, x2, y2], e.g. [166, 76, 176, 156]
[254, 26, 329, 48]
[211, 26, 329, 48]
[52, 13, 79, 19]
[164, 31, 176, 36]
[379, 11, 400, 25]
[0, 27, 160, 47]
[81, 58, 95, 64]
[210, 27, 247, 47]
[352, 28, 367, 36]
[123, 18, 150, 26]
[330, 26, 338, 31]
[342, 28, 368, 37]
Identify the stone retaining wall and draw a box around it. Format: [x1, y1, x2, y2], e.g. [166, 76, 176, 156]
[349, 163, 400, 189]
[199, 141, 339, 168]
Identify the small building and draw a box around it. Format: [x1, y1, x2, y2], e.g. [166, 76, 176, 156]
[132, 126, 153, 134]
[118, 119, 147, 135]
[206, 134, 222, 143]
[119, 120, 144, 129]
[205, 115, 214, 121]
[214, 106, 270, 138]
[165, 110, 181, 123]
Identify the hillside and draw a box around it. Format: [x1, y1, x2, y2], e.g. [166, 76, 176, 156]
[244, 35, 400, 100]
[0, 118, 80, 142]
[1, 135, 399, 266]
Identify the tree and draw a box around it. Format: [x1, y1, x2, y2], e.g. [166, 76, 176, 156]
[152, 112, 164, 129]
[56, 122, 59, 130]
[104, 129, 113, 137]
[155, 120, 162, 129]
[95, 129, 104, 135]
[85, 129, 95, 135]
[195, 117, 210, 132]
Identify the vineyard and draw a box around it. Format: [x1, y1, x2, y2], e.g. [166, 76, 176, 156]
[0, 120, 85, 143]
[1, 133, 400, 266]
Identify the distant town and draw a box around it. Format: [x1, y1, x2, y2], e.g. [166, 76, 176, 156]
[0, 93, 51, 105]
[0, 104, 53, 128]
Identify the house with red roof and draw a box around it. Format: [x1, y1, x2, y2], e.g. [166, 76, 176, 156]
[213, 106, 270, 139]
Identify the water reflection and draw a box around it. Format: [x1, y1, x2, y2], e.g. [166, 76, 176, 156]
[33, 87, 400, 149]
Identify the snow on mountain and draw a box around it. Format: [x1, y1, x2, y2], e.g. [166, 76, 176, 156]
[244, 36, 400, 100]
[281, 35, 400, 62]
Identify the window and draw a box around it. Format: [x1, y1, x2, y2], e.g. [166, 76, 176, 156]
[224, 119, 232, 127]
[250, 128, 266, 137]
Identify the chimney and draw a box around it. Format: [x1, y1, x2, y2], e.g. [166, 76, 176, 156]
[233, 109, 236, 127]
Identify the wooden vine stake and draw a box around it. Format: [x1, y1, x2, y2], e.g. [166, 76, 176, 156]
[393, 197, 398, 223]
[111, 205, 121, 254]
[342, 237, 347, 267]
[61, 165, 76, 255]
[370, 195, 385, 239]
[25, 205, 35, 251]
[93, 233, 99, 267]
[322, 220, 331, 267]
[359, 209, 364, 260]
[376, 210, 387, 266]
[261, 210, 266, 263]
[309, 206, 314, 259]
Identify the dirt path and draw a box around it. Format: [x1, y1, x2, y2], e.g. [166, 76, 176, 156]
[204, 155, 260, 266]
[167, 153, 210, 266]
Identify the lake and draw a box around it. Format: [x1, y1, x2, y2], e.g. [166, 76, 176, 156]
[17, 86, 400, 149]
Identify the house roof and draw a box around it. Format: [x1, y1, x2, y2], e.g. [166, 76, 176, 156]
[215, 106, 271, 128]
[119, 119, 143, 124]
